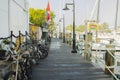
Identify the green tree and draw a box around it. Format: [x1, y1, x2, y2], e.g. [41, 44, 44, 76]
[99, 22, 111, 33]
[66, 25, 73, 31]
[48, 11, 56, 33]
[29, 8, 45, 26]
[76, 25, 85, 32]
[99, 22, 108, 30]
[66, 25, 86, 32]
[29, 8, 55, 27]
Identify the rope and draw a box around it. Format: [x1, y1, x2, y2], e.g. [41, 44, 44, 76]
[12, 34, 19, 38]
[0, 36, 11, 40]
[20, 32, 25, 36]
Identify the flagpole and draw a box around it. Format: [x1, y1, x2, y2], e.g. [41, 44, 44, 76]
[46, 0, 49, 41]
[45, 1, 50, 43]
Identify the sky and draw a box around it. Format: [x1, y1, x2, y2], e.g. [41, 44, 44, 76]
[28, 0, 120, 29]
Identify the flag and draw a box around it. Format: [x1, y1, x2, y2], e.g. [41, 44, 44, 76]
[46, 2, 51, 25]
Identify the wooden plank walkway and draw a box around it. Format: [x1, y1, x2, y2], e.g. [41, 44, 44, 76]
[32, 38, 113, 80]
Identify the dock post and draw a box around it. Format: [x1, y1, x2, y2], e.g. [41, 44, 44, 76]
[105, 39, 115, 75]
[84, 32, 92, 61]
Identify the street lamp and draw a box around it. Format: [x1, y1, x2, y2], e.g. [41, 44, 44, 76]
[59, 15, 65, 43]
[63, 0, 77, 53]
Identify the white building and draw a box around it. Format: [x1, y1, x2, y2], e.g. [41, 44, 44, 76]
[0, 0, 29, 37]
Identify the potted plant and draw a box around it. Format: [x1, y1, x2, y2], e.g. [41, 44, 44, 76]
[0, 39, 16, 60]
[3, 39, 10, 45]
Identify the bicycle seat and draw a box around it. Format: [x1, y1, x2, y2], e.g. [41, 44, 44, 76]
[21, 53, 29, 59]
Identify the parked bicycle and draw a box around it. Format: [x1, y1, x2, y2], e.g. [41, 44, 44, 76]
[0, 31, 50, 80]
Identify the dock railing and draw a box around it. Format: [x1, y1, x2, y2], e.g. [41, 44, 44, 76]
[90, 42, 120, 80]
[77, 39, 120, 80]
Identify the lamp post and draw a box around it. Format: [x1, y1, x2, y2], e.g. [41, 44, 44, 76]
[59, 15, 65, 43]
[63, 0, 77, 53]
[96, 0, 101, 42]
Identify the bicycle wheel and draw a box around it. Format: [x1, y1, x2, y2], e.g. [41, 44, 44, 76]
[3, 71, 15, 80]
[40, 49, 48, 59]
